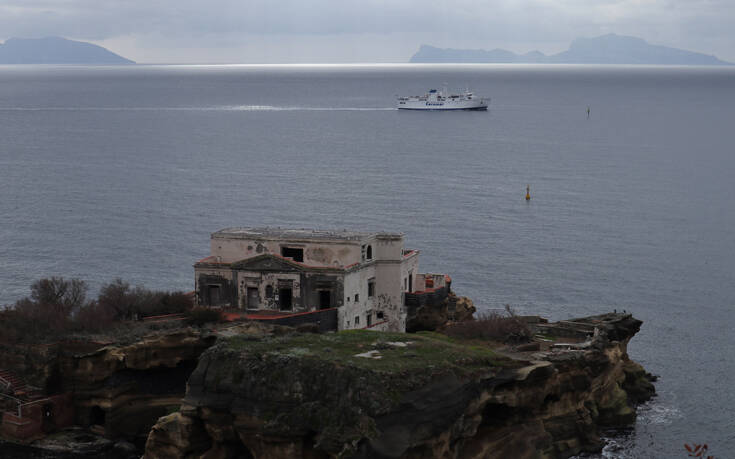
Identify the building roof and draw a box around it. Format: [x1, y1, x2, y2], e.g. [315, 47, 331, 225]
[212, 227, 403, 242]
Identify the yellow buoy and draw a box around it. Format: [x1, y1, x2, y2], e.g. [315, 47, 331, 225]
[525, 185, 531, 201]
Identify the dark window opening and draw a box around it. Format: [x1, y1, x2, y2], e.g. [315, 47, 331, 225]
[281, 247, 304, 262]
[279, 288, 293, 310]
[367, 312, 373, 327]
[266, 285, 274, 298]
[355, 315, 360, 325]
[366, 245, 373, 260]
[408, 273, 413, 293]
[376, 311, 384, 320]
[319, 290, 331, 309]
[368, 279, 375, 297]
[354, 293, 359, 302]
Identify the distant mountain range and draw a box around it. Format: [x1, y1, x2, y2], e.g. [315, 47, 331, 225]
[410, 34, 731, 65]
[0, 37, 134, 64]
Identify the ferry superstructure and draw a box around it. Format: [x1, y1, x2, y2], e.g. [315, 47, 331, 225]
[397, 87, 488, 111]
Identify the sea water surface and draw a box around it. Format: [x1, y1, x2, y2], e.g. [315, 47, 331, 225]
[1, 64, 734, 457]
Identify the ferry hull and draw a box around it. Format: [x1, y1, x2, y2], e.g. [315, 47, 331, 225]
[398, 105, 488, 111]
[396, 99, 488, 111]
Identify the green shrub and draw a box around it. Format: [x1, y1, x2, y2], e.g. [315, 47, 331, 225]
[444, 305, 531, 344]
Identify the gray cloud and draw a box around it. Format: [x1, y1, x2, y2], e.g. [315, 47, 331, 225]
[1, 0, 733, 63]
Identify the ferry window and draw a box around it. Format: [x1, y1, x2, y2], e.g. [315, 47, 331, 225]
[366, 245, 373, 260]
[281, 247, 304, 262]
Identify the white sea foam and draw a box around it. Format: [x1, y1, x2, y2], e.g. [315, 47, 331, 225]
[600, 438, 629, 458]
[635, 400, 683, 426]
[0, 105, 396, 112]
[224, 105, 395, 111]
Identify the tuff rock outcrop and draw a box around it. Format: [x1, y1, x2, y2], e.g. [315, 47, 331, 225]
[143, 314, 655, 459]
[0, 328, 216, 450]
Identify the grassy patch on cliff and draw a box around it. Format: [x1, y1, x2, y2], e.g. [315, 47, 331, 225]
[224, 329, 520, 374]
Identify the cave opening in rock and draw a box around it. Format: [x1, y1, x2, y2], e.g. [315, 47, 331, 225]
[90, 405, 106, 427]
[303, 430, 329, 459]
[481, 402, 517, 428]
[223, 439, 255, 459]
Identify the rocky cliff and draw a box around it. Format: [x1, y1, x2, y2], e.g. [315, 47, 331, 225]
[143, 314, 655, 459]
[64, 329, 217, 445]
[1, 327, 216, 452]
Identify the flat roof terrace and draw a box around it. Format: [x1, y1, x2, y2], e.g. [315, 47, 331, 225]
[212, 227, 403, 242]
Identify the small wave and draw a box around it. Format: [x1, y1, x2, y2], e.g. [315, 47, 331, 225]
[601, 437, 629, 458]
[570, 436, 634, 459]
[223, 105, 395, 111]
[635, 400, 683, 425]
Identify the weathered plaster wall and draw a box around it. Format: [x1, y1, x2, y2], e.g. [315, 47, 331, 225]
[375, 262, 405, 332]
[194, 268, 235, 307]
[373, 236, 403, 261]
[211, 237, 363, 267]
[302, 272, 344, 311]
[401, 253, 420, 293]
[342, 266, 377, 329]
[237, 271, 301, 310]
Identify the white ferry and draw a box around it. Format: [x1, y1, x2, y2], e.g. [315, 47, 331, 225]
[397, 87, 488, 111]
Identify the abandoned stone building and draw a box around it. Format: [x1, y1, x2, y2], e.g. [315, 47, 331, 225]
[194, 227, 450, 332]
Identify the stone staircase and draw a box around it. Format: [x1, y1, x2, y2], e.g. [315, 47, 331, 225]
[0, 369, 40, 401]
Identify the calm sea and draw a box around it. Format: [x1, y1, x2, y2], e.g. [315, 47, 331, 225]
[1, 64, 734, 457]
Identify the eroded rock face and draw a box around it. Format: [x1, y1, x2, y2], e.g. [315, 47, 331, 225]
[143, 314, 655, 459]
[67, 330, 217, 445]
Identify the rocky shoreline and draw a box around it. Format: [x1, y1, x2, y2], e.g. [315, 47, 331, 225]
[1, 293, 654, 459]
[143, 313, 655, 459]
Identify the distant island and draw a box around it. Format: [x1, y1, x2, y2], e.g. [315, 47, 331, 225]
[410, 34, 731, 65]
[0, 37, 134, 64]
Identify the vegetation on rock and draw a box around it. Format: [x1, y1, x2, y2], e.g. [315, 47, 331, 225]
[0, 277, 193, 343]
[444, 305, 532, 344]
[145, 314, 655, 459]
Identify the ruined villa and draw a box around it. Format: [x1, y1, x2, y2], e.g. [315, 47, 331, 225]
[194, 228, 451, 332]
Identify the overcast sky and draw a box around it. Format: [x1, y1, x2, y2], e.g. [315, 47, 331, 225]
[1, 0, 733, 63]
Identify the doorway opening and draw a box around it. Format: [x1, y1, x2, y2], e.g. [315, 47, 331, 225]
[246, 287, 259, 309]
[279, 288, 293, 310]
[207, 285, 221, 305]
[319, 290, 331, 309]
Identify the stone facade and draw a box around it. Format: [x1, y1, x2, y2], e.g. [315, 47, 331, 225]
[194, 228, 447, 332]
